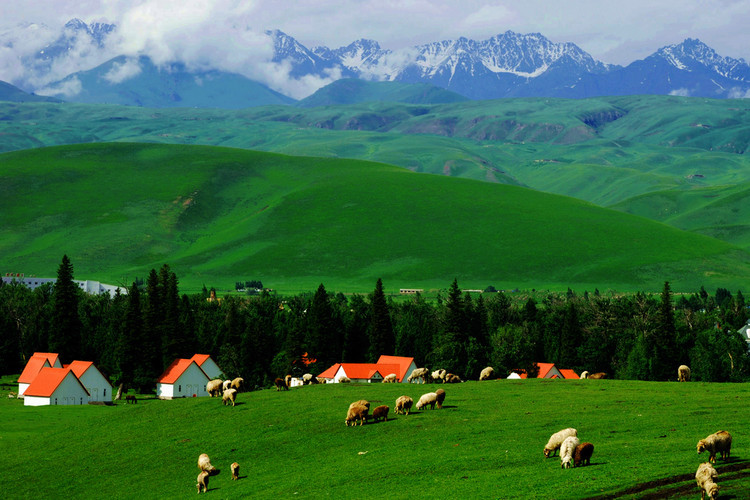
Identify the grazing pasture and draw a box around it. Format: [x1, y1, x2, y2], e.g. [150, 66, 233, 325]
[2, 379, 749, 498]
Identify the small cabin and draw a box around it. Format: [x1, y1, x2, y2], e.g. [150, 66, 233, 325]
[24, 367, 90, 407]
[67, 361, 113, 402]
[190, 354, 223, 380]
[18, 352, 63, 397]
[156, 359, 210, 399]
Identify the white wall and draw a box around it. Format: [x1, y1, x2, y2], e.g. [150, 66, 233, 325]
[79, 368, 113, 402]
[158, 363, 209, 399]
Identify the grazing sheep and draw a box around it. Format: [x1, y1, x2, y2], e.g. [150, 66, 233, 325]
[125, 395, 137, 404]
[196, 470, 210, 493]
[206, 379, 224, 397]
[695, 462, 719, 500]
[231, 377, 245, 392]
[349, 399, 370, 410]
[431, 369, 447, 383]
[198, 453, 216, 474]
[222, 379, 232, 391]
[588, 372, 607, 379]
[345, 403, 369, 426]
[316, 377, 326, 384]
[407, 367, 431, 384]
[231, 462, 240, 481]
[372, 405, 390, 422]
[435, 388, 446, 409]
[285, 374, 292, 388]
[479, 366, 495, 381]
[383, 373, 398, 383]
[416, 392, 438, 410]
[544, 428, 578, 458]
[302, 373, 319, 385]
[395, 395, 413, 415]
[678, 365, 691, 382]
[274, 377, 289, 391]
[580, 371, 589, 379]
[560, 436, 581, 469]
[445, 373, 463, 383]
[574, 443, 594, 467]
[337, 376, 351, 383]
[8, 392, 16, 399]
[222, 388, 237, 406]
[697, 431, 732, 463]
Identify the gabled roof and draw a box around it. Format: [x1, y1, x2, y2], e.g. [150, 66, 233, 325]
[317, 363, 341, 379]
[340, 363, 400, 380]
[24, 367, 90, 397]
[157, 359, 208, 384]
[376, 355, 415, 382]
[558, 369, 579, 380]
[517, 363, 576, 379]
[190, 354, 211, 366]
[33, 352, 61, 367]
[18, 356, 52, 383]
[536, 363, 556, 378]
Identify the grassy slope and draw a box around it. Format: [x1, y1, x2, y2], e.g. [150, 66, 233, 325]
[2, 142, 750, 293]
[1, 380, 749, 499]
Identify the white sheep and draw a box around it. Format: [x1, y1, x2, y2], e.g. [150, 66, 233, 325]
[544, 428, 578, 457]
[222, 379, 232, 391]
[678, 365, 691, 382]
[431, 369, 447, 383]
[697, 430, 732, 463]
[395, 395, 413, 415]
[206, 379, 223, 397]
[416, 392, 438, 410]
[479, 366, 495, 381]
[222, 388, 237, 406]
[382, 373, 398, 383]
[560, 436, 580, 469]
[302, 373, 319, 385]
[198, 453, 216, 474]
[337, 376, 351, 383]
[580, 371, 589, 379]
[231, 377, 244, 392]
[695, 462, 719, 500]
[407, 367, 431, 384]
[196, 470, 210, 493]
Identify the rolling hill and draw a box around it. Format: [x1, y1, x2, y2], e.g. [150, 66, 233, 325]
[1, 142, 749, 293]
[296, 79, 469, 107]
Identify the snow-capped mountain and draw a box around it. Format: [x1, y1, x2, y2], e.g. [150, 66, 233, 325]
[37, 18, 116, 62]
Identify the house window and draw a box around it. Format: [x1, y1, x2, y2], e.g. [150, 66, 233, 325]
[80, 397, 83, 404]
[178, 385, 182, 392]
[103, 389, 107, 397]
[55, 398, 58, 405]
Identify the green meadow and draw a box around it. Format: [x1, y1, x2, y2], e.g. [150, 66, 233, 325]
[2, 379, 749, 499]
[2, 142, 750, 293]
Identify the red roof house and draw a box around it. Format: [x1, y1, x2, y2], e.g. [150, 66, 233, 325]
[317, 356, 418, 383]
[513, 363, 578, 380]
[67, 360, 113, 402]
[189, 354, 223, 380]
[18, 352, 63, 397]
[23, 367, 90, 406]
[156, 359, 210, 399]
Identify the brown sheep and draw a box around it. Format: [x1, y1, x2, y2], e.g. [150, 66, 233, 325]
[349, 399, 370, 410]
[435, 388, 446, 409]
[697, 430, 732, 463]
[395, 395, 413, 415]
[198, 453, 216, 474]
[274, 377, 289, 391]
[695, 462, 719, 500]
[206, 379, 224, 397]
[125, 395, 137, 404]
[222, 388, 237, 406]
[196, 470, 210, 493]
[231, 377, 245, 392]
[574, 442, 594, 467]
[588, 372, 607, 379]
[678, 365, 691, 382]
[345, 403, 369, 426]
[284, 374, 292, 388]
[372, 405, 390, 422]
[231, 462, 240, 481]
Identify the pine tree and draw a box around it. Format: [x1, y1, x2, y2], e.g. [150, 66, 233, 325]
[653, 281, 678, 380]
[368, 278, 395, 361]
[139, 268, 163, 388]
[48, 255, 82, 360]
[118, 282, 142, 388]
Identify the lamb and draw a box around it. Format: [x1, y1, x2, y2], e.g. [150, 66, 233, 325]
[431, 369, 447, 383]
[588, 372, 607, 379]
[573, 442, 594, 467]
[231, 462, 240, 481]
[678, 365, 691, 382]
[382, 373, 398, 383]
[695, 462, 719, 500]
[445, 373, 463, 383]
[479, 366, 495, 381]
[345, 403, 369, 426]
[416, 392, 438, 410]
[206, 379, 224, 397]
[544, 428, 578, 457]
[231, 377, 245, 392]
[697, 430, 732, 463]
[196, 470, 210, 494]
[274, 377, 289, 391]
[222, 379, 232, 392]
[372, 405, 390, 422]
[560, 436, 581, 469]
[407, 367, 431, 384]
[580, 371, 589, 379]
[395, 395, 413, 415]
[198, 453, 217, 475]
[222, 388, 237, 406]
[435, 388, 446, 409]
[337, 376, 351, 383]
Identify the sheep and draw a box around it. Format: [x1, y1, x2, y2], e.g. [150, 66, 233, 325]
[445, 373, 463, 383]
[206, 379, 224, 397]
[580, 371, 589, 379]
[222, 388, 237, 406]
[588, 372, 607, 379]
[337, 376, 351, 383]
[435, 388, 446, 409]
[302, 373, 319, 385]
[407, 367, 431, 384]
[196, 470, 210, 493]
[574, 442, 594, 467]
[695, 462, 719, 500]
[372, 405, 390, 422]
[544, 428, 578, 458]
[395, 395, 413, 415]
[222, 379, 232, 392]
[560, 436, 581, 469]
[316, 377, 327, 384]
[349, 399, 370, 410]
[198, 453, 217, 474]
[431, 369, 447, 383]
[274, 377, 289, 391]
[231, 462, 240, 481]
[479, 366, 495, 381]
[345, 403, 369, 426]
[284, 374, 292, 388]
[231, 377, 245, 392]
[416, 392, 438, 410]
[697, 430, 732, 463]
[678, 365, 691, 382]
[383, 373, 398, 383]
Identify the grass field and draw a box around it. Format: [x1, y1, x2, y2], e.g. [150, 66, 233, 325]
[1, 379, 749, 499]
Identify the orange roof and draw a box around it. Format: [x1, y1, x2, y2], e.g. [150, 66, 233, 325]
[376, 355, 415, 382]
[317, 363, 341, 379]
[341, 363, 400, 380]
[33, 352, 61, 366]
[536, 363, 556, 378]
[517, 363, 578, 379]
[558, 369, 579, 380]
[190, 354, 211, 366]
[19, 355, 52, 383]
[157, 359, 208, 384]
[24, 367, 89, 397]
[67, 360, 94, 378]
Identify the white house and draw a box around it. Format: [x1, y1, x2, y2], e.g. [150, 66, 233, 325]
[738, 321, 750, 351]
[190, 354, 223, 380]
[317, 355, 418, 383]
[24, 367, 90, 406]
[156, 359, 210, 399]
[67, 360, 112, 402]
[17, 352, 63, 397]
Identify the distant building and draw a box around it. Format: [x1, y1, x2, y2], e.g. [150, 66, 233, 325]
[24, 367, 90, 406]
[156, 358, 210, 399]
[2, 274, 127, 296]
[190, 354, 223, 380]
[737, 321, 750, 351]
[317, 355, 417, 383]
[66, 361, 113, 402]
[18, 353, 63, 397]
[512, 363, 579, 379]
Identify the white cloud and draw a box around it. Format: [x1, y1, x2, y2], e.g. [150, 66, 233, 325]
[103, 57, 141, 83]
[727, 87, 750, 99]
[669, 88, 691, 97]
[36, 76, 82, 97]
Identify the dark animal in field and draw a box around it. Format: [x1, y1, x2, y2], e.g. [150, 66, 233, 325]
[125, 395, 137, 404]
[574, 443, 594, 467]
[274, 377, 289, 391]
[588, 372, 607, 379]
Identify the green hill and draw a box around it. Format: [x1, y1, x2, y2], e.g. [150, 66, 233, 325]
[0, 80, 60, 103]
[2, 142, 749, 293]
[296, 79, 469, 107]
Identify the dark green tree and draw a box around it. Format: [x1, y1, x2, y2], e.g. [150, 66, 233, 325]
[118, 282, 142, 388]
[368, 278, 395, 361]
[48, 255, 82, 360]
[342, 294, 370, 362]
[139, 268, 163, 389]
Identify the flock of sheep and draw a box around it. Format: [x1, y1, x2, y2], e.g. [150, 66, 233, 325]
[206, 377, 244, 407]
[196, 453, 239, 494]
[344, 387, 447, 426]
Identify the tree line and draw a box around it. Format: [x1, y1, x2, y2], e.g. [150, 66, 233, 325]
[1, 256, 748, 391]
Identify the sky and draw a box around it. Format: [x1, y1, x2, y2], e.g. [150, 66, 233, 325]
[2, 0, 750, 98]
